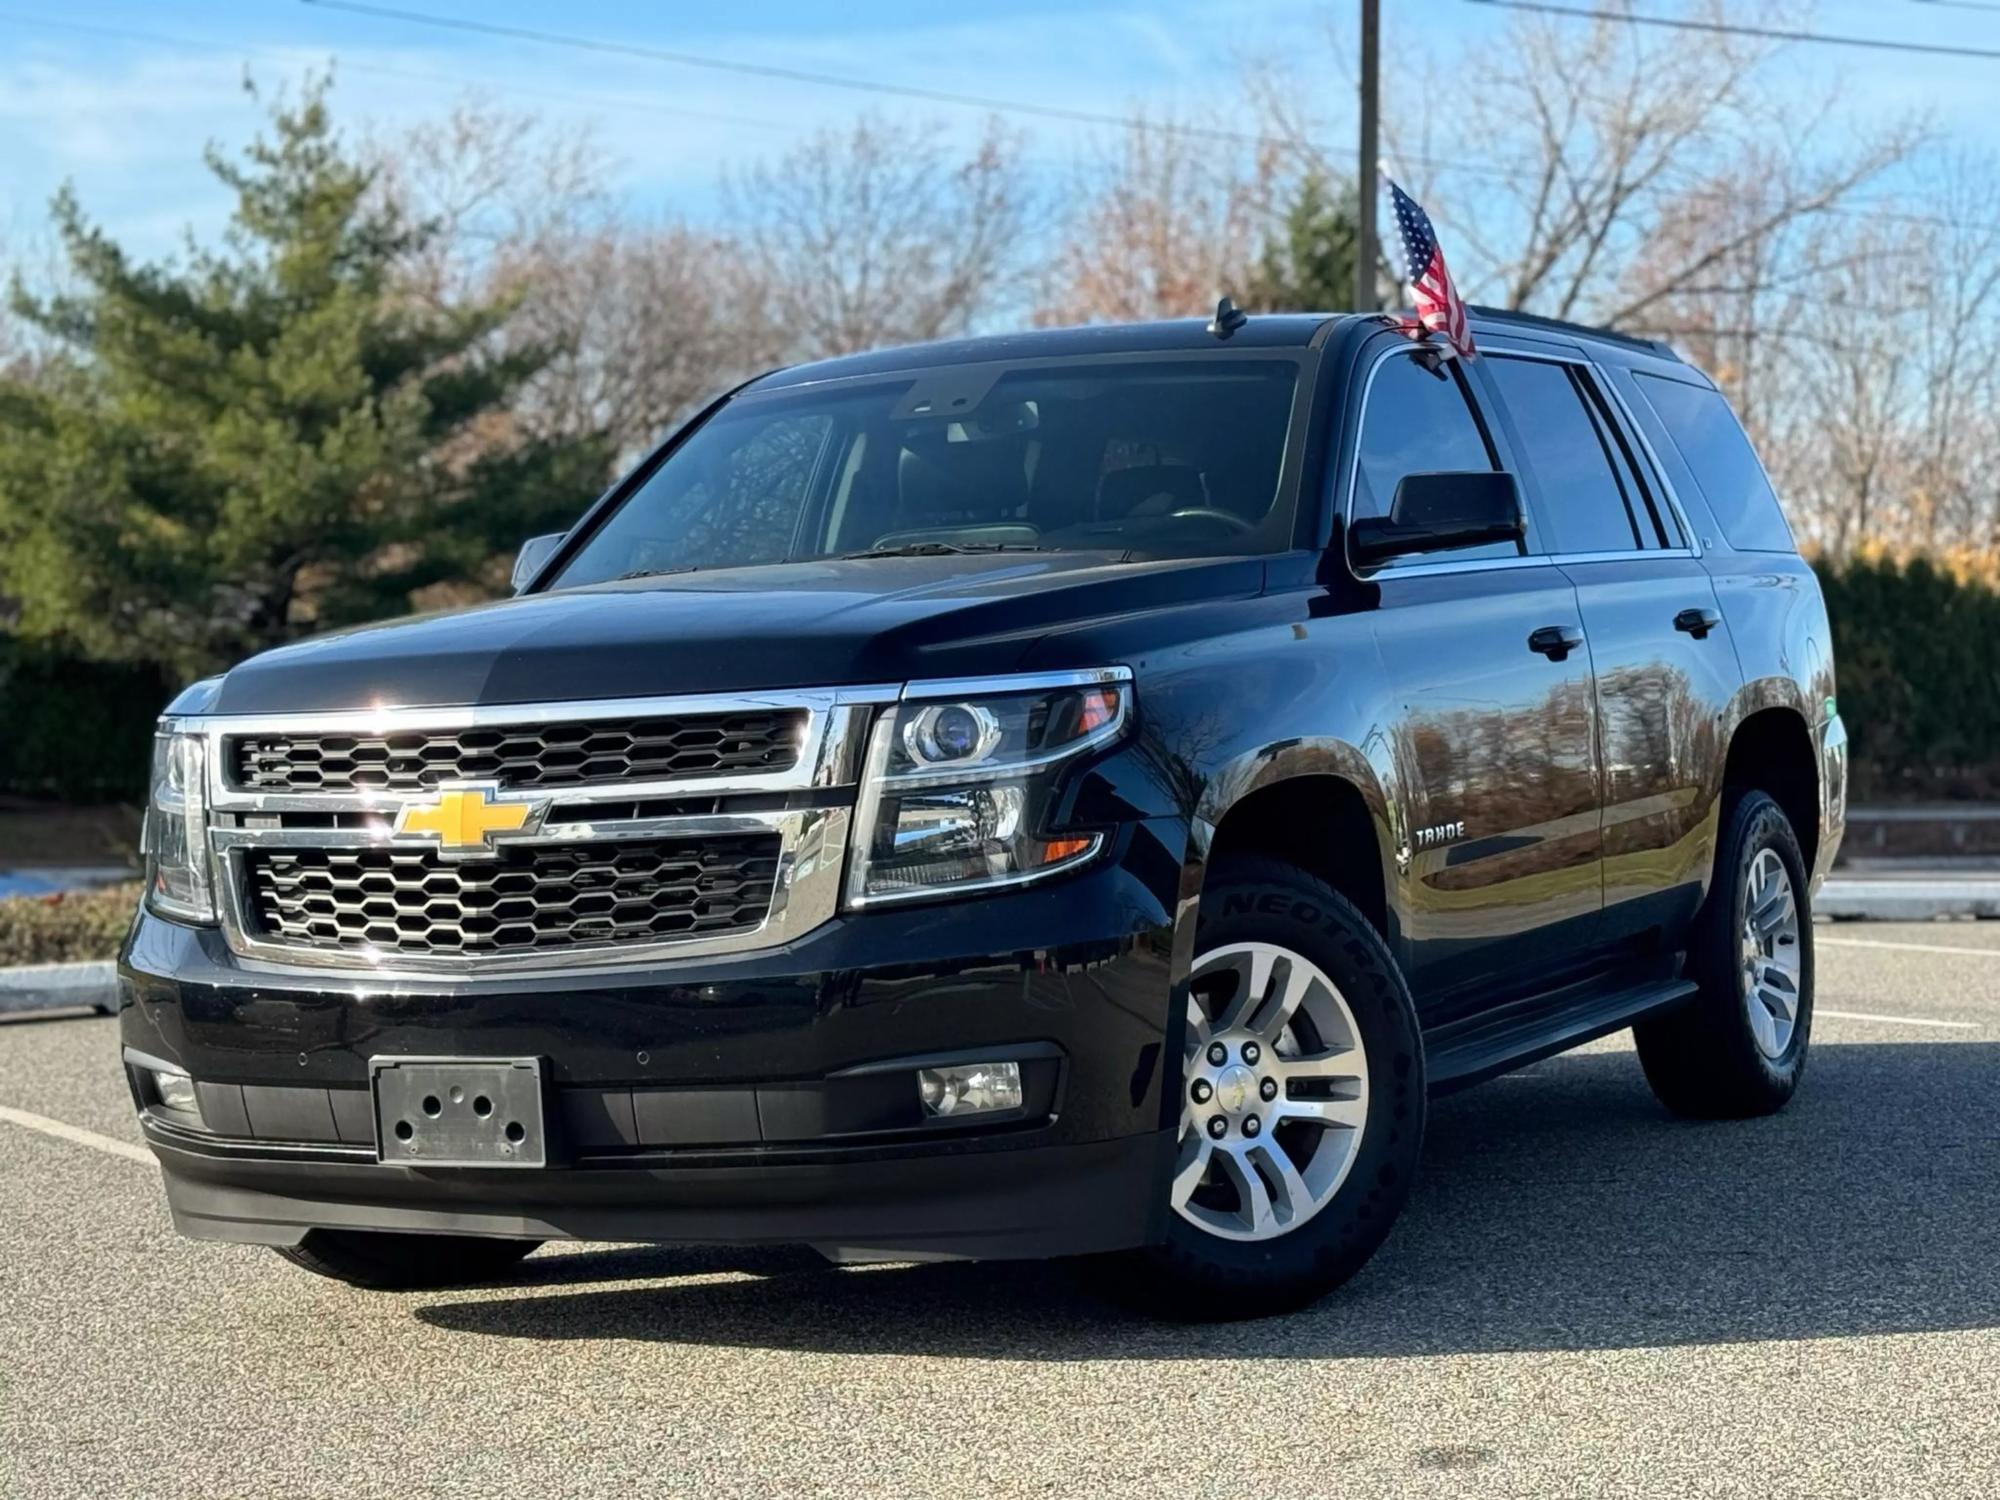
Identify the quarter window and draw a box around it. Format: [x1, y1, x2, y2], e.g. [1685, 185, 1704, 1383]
[1486, 356, 1644, 554]
[1635, 373, 1795, 553]
[1351, 351, 1517, 563]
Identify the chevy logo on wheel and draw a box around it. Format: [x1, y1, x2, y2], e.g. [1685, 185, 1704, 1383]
[392, 784, 547, 859]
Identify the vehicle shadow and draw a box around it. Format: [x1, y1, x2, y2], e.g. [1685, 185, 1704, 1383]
[416, 1039, 2000, 1359]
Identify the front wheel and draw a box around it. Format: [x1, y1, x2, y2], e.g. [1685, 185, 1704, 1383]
[1101, 857, 1425, 1320]
[274, 1229, 542, 1290]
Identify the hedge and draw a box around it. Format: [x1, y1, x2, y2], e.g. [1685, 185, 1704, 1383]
[1814, 555, 2000, 802]
[2, 558, 1997, 808]
[0, 639, 168, 804]
[0, 883, 140, 965]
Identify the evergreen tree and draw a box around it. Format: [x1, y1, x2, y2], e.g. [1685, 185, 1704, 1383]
[1248, 173, 1366, 313]
[0, 80, 609, 681]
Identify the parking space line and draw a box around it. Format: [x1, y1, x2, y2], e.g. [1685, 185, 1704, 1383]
[1820, 937, 2000, 958]
[0, 1104, 155, 1166]
[1816, 1009, 1980, 1030]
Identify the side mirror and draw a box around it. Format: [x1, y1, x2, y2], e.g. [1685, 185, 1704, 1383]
[511, 533, 565, 594]
[1348, 471, 1525, 568]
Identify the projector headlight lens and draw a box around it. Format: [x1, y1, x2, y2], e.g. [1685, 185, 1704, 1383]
[847, 672, 1129, 906]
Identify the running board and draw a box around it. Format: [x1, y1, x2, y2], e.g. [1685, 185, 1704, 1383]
[1423, 977, 1698, 1094]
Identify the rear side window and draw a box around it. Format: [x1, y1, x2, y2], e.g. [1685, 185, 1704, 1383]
[1351, 351, 1519, 563]
[1634, 373, 1796, 553]
[1485, 356, 1646, 554]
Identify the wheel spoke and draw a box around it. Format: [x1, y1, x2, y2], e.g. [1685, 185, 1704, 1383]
[1757, 964, 1798, 1020]
[1750, 880, 1795, 936]
[1214, 1143, 1274, 1235]
[1169, 1131, 1211, 1210]
[1745, 990, 1780, 1055]
[1246, 1140, 1311, 1229]
[1276, 1091, 1368, 1130]
[1183, 993, 1211, 1061]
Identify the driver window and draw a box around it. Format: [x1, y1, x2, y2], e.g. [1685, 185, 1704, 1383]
[1352, 352, 1521, 564]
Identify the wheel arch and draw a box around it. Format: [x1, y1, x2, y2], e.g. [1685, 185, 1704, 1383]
[1197, 751, 1396, 941]
[1720, 697, 1821, 872]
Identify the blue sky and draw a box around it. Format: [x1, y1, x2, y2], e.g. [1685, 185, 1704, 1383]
[1, 1, 1995, 267]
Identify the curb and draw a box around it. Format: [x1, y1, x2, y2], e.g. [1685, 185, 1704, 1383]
[0, 960, 118, 1016]
[1818, 878, 2000, 922]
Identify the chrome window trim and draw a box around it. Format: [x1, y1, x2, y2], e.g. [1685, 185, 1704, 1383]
[1340, 336, 1705, 582]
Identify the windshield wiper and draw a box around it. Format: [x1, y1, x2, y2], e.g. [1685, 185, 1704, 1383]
[613, 565, 702, 581]
[840, 541, 1060, 560]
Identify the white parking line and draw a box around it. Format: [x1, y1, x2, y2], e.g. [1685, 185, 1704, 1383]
[0, 1104, 155, 1165]
[1816, 1009, 1979, 1030]
[1820, 937, 2000, 959]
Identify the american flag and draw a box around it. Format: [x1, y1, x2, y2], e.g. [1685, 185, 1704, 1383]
[1387, 178, 1475, 359]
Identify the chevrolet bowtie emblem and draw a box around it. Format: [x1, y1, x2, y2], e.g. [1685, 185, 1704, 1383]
[393, 784, 546, 859]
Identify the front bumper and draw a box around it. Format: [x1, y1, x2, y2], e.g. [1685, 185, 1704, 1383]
[118, 819, 1188, 1261]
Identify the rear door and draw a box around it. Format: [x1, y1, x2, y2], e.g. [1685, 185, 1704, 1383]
[1478, 345, 1739, 949]
[1344, 337, 1603, 1022]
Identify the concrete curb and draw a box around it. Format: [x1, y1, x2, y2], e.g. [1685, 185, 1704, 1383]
[0, 960, 117, 1016]
[1818, 878, 2000, 922]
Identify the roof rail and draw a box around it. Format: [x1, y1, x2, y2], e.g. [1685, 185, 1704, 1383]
[1465, 304, 1681, 362]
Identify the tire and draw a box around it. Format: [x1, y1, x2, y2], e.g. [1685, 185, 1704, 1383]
[274, 1230, 542, 1290]
[1100, 856, 1425, 1320]
[1635, 789, 1813, 1119]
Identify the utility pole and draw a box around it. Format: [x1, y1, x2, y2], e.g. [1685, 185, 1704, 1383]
[1356, 0, 1380, 311]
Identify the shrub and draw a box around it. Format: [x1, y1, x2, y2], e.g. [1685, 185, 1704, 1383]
[1814, 555, 2000, 801]
[0, 882, 141, 966]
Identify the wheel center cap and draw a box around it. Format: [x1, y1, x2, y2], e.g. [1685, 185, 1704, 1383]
[1214, 1063, 1257, 1115]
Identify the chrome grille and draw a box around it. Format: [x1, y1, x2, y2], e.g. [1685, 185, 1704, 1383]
[230, 710, 806, 793]
[244, 837, 782, 957]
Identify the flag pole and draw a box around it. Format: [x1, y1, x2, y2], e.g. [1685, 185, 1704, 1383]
[1356, 0, 1380, 312]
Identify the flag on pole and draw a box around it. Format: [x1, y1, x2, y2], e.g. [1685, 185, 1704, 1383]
[1385, 178, 1475, 359]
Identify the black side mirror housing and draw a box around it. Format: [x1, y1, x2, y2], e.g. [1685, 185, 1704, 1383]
[1348, 471, 1526, 568]
[511, 533, 565, 594]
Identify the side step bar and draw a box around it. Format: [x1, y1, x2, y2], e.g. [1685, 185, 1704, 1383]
[1423, 977, 1698, 1094]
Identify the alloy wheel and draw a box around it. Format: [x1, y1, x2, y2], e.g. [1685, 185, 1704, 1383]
[1172, 941, 1369, 1243]
[1740, 846, 1803, 1059]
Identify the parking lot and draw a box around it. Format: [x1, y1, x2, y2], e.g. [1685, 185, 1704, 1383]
[2, 924, 1995, 1499]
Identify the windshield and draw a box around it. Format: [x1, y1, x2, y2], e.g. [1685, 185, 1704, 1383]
[548, 356, 1304, 587]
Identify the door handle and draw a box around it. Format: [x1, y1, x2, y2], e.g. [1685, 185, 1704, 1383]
[1528, 624, 1585, 661]
[1674, 607, 1721, 639]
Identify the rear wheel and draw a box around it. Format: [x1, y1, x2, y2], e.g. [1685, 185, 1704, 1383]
[274, 1230, 542, 1290]
[1636, 789, 1814, 1119]
[1103, 857, 1424, 1320]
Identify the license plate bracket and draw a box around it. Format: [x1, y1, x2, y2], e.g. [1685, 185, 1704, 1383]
[371, 1057, 548, 1167]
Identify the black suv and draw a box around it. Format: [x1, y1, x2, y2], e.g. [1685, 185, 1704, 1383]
[120, 309, 1847, 1317]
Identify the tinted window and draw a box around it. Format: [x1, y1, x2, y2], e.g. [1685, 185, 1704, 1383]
[1351, 352, 1517, 563]
[1635, 373, 1795, 553]
[1486, 357, 1642, 553]
[552, 360, 1302, 587]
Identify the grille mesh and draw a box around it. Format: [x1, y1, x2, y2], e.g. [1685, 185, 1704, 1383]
[245, 838, 781, 957]
[230, 711, 806, 793]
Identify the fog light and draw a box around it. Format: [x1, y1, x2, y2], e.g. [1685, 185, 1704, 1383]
[153, 1069, 199, 1114]
[917, 1061, 1023, 1117]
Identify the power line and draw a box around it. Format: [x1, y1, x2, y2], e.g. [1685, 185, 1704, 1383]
[298, 0, 1278, 148]
[0, 10, 797, 135]
[1910, 0, 2000, 12]
[1464, 0, 2000, 59]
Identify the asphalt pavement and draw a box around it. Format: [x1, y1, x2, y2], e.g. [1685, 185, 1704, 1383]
[3, 923, 1997, 1499]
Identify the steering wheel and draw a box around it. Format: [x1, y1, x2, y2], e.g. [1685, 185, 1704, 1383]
[1167, 506, 1256, 535]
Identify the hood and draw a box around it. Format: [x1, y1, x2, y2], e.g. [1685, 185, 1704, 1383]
[211, 551, 1267, 714]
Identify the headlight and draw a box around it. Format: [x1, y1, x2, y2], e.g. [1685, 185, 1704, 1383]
[846, 670, 1130, 906]
[144, 728, 216, 923]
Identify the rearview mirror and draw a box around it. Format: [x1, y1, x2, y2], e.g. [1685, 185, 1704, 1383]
[511, 533, 565, 593]
[1348, 471, 1525, 568]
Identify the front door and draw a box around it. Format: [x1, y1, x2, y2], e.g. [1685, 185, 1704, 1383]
[1345, 341, 1604, 1022]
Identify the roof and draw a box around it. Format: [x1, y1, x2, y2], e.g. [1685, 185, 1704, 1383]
[1465, 304, 1682, 362]
[749, 315, 1335, 390]
[745, 306, 1682, 393]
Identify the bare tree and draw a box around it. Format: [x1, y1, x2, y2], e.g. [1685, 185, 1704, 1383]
[1038, 117, 1282, 325]
[725, 115, 1034, 359]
